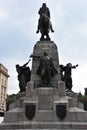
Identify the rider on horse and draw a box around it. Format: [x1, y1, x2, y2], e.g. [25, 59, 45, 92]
[36, 3, 54, 34]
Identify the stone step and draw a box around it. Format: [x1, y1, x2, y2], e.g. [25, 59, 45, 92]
[0, 122, 87, 129]
[1, 129, 87, 130]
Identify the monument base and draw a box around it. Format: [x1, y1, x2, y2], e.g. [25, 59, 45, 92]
[0, 81, 87, 129]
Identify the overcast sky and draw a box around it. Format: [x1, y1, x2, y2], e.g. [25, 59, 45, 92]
[0, 0, 87, 94]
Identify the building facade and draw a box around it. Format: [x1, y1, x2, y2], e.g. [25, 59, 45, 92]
[0, 64, 9, 111]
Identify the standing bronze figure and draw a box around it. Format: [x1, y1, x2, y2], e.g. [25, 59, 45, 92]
[16, 60, 31, 92]
[60, 63, 78, 92]
[30, 52, 57, 86]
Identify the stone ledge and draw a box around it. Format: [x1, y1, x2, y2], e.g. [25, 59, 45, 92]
[1, 122, 87, 129]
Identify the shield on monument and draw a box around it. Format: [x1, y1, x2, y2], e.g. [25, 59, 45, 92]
[25, 103, 36, 120]
[56, 104, 67, 120]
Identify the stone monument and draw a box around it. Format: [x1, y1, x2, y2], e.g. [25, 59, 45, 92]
[0, 3, 87, 130]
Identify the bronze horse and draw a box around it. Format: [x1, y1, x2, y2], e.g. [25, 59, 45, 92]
[37, 14, 51, 41]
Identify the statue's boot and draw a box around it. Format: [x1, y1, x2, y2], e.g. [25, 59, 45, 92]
[36, 25, 40, 33]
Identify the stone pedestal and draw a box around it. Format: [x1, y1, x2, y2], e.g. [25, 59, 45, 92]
[1, 41, 87, 129]
[31, 41, 60, 88]
[1, 81, 87, 129]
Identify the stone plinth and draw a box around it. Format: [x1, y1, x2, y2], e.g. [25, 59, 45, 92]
[31, 41, 60, 88]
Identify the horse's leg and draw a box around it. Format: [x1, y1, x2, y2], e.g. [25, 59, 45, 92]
[40, 33, 44, 41]
[46, 33, 50, 41]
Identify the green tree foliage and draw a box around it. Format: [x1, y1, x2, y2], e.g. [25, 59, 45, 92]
[77, 91, 87, 111]
[7, 94, 16, 104]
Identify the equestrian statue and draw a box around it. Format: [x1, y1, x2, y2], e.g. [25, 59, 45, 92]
[36, 3, 54, 41]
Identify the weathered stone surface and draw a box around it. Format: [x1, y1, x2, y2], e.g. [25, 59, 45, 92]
[1, 122, 87, 129]
[38, 110, 54, 121]
[58, 81, 66, 97]
[4, 107, 25, 122]
[68, 97, 77, 107]
[38, 95, 53, 110]
[38, 87, 53, 95]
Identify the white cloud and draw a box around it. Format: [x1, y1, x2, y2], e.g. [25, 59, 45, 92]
[72, 63, 87, 94]
[0, 10, 8, 20]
